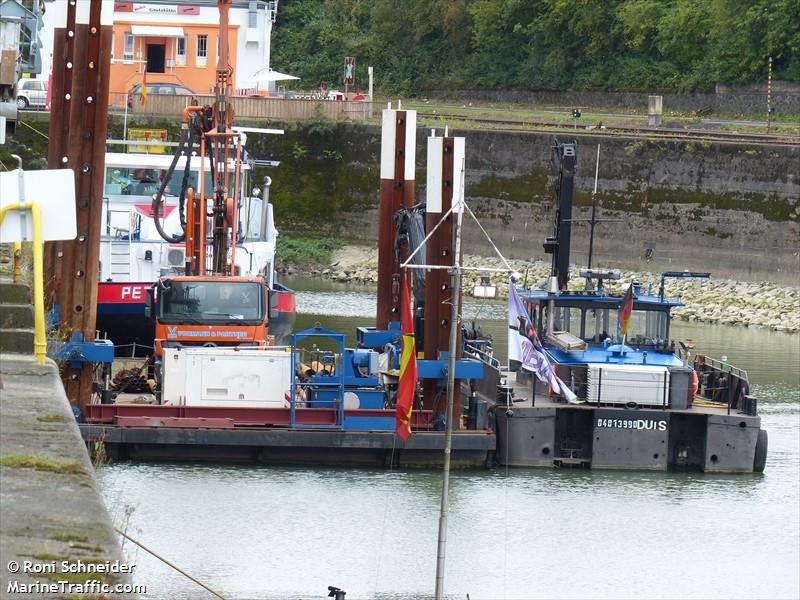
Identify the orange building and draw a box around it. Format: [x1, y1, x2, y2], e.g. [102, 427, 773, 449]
[110, 20, 238, 98]
[40, 1, 278, 102]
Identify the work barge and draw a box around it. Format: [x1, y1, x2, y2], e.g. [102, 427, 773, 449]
[37, 0, 765, 473]
[78, 101, 497, 468]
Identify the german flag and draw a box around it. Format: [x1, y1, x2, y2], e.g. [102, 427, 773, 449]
[396, 278, 417, 441]
[617, 284, 635, 338]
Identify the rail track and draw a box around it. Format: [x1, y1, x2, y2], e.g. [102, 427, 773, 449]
[412, 110, 800, 146]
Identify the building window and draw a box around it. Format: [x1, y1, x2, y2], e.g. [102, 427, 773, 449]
[111, 31, 115, 60]
[176, 36, 186, 65]
[123, 32, 134, 62]
[196, 34, 207, 67]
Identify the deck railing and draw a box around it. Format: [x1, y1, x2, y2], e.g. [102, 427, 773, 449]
[464, 341, 500, 370]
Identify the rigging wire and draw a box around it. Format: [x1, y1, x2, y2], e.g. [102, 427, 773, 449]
[114, 526, 228, 600]
[18, 119, 49, 140]
[373, 433, 399, 595]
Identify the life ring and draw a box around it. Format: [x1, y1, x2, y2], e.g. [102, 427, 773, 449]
[691, 369, 699, 400]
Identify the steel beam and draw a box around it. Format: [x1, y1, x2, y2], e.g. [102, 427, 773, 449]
[423, 133, 464, 417]
[377, 107, 416, 329]
[45, 0, 112, 412]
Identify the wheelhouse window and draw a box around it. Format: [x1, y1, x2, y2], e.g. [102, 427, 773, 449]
[196, 34, 207, 67]
[157, 280, 263, 323]
[582, 307, 668, 345]
[104, 166, 239, 198]
[543, 305, 581, 334]
[123, 32, 134, 62]
[584, 307, 614, 342]
[627, 309, 669, 344]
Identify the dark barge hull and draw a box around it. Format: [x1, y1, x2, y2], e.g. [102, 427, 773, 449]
[490, 374, 767, 473]
[80, 425, 494, 468]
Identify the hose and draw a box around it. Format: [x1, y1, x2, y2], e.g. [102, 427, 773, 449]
[152, 130, 189, 244]
[151, 106, 212, 244]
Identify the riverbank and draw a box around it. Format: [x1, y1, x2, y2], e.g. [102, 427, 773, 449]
[278, 244, 800, 333]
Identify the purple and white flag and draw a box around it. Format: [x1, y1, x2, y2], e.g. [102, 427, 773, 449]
[508, 281, 578, 403]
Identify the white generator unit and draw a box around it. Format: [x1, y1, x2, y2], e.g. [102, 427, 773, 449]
[586, 364, 670, 407]
[162, 347, 292, 407]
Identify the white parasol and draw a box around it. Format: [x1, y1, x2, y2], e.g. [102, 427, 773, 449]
[248, 69, 300, 84]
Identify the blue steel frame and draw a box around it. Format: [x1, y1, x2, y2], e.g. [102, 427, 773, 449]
[290, 326, 345, 429]
[54, 333, 115, 368]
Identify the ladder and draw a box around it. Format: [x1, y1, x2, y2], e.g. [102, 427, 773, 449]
[106, 209, 134, 279]
[109, 239, 131, 278]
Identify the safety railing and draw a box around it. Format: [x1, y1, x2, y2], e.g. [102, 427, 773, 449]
[0, 201, 46, 364]
[290, 327, 346, 429]
[694, 354, 753, 415]
[464, 341, 500, 370]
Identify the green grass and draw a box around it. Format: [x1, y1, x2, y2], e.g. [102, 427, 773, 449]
[403, 99, 800, 136]
[277, 236, 344, 266]
[0, 455, 84, 475]
[68, 543, 104, 553]
[51, 532, 89, 543]
[37, 414, 69, 423]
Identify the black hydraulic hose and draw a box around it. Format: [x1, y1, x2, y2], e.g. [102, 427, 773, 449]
[178, 140, 193, 217]
[152, 130, 191, 243]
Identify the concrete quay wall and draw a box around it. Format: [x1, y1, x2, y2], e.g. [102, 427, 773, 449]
[0, 354, 133, 597]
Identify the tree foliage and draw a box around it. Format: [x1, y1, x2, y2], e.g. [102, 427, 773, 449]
[271, 0, 799, 94]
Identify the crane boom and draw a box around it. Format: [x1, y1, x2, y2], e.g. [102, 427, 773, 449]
[151, 0, 242, 277]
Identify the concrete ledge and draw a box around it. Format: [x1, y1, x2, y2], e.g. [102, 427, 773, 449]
[0, 328, 34, 354]
[0, 355, 132, 595]
[0, 303, 34, 329]
[0, 283, 31, 304]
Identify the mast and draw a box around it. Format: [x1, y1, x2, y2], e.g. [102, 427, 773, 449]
[587, 144, 600, 269]
[434, 155, 465, 600]
[542, 140, 577, 290]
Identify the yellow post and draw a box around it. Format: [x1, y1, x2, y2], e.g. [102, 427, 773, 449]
[28, 202, 46, 365]
[0, 202, 46, 364]
[12, 241, 22, 283]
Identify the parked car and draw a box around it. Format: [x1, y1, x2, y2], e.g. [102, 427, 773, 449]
[127, 82, 195, 108]
[16, 78, 48, 110]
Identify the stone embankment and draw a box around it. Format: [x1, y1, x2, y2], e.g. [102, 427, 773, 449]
[0, 274, 133, 596]
[279, 245, 800, 333]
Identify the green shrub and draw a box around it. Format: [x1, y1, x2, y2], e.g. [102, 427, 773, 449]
[277, 236, 344, 266]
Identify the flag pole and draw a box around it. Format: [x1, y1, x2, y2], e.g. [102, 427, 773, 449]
[123, 95, 129, 140]
[434, 157, 465, 600]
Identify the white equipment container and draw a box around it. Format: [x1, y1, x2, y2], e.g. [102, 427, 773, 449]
[162, 347, 291, 407]
[586, 364, 670, 407]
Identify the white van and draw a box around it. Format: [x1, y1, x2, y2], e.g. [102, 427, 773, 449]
[16, 78, 48, 110]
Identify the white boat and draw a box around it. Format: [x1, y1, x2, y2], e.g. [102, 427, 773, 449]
[95, 150, 295, 355]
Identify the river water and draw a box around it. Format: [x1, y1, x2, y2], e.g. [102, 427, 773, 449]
[98, 278, 800, 600]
